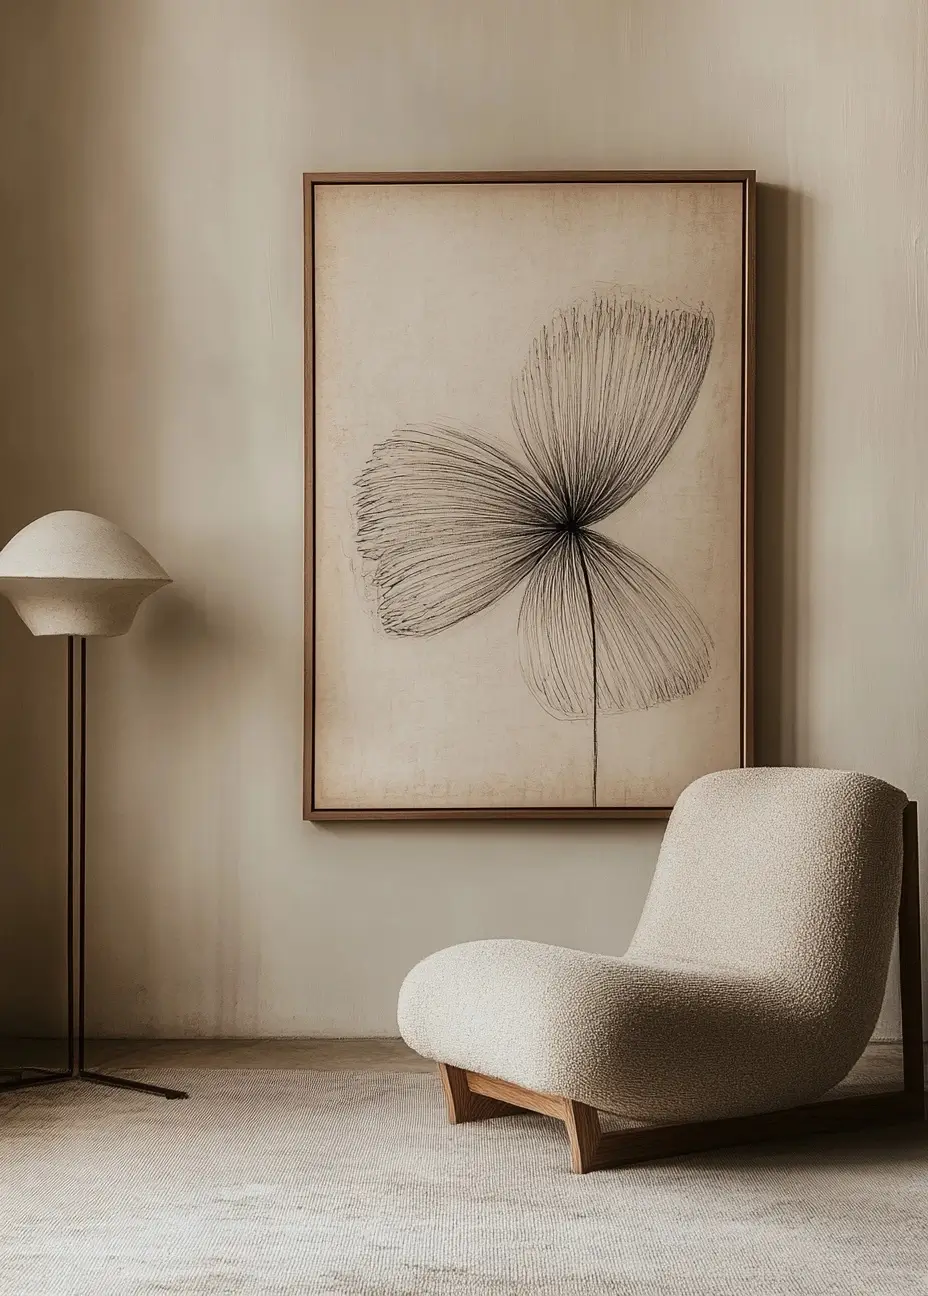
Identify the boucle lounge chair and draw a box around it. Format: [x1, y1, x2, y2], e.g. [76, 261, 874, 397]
[398, 768, 925, 1172]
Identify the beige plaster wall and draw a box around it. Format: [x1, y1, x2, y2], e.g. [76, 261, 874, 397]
[0, 0, 925, 1038]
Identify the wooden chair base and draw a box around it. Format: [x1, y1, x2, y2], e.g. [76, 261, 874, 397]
[438, 1063, 926, 1174]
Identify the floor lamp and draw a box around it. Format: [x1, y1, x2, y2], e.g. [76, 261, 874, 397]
[0, 510, 186, 1100]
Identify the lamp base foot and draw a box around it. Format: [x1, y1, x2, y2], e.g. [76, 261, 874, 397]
[0, 1070, 72, 1093]
[80, 1069, 189, 1099]
[0, 1069, 188, 1100]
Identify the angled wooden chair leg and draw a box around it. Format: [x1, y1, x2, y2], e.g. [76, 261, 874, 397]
[438, 1063, 527, 1123]
[562, 1099, 602, 1173]
[438, 1063, 605, 1171]
[439, 1064, 926, 1173]
[437, 1063, 468, 1122]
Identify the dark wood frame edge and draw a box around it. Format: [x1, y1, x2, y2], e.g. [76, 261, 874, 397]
[304, 170, 756, 185]
[439, 801, 924, 1172]
[742, 172, 756, 767]
[303, 170, 757, 821]
[303, 174, 316, 820]
[308, 806, 673, 821]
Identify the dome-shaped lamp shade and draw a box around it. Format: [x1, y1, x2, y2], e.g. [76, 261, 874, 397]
[0, 511, 171, 636]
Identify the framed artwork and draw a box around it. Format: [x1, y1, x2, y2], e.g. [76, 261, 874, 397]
[304, 171, 755, 820]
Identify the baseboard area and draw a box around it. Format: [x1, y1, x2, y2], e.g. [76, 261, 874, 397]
[0, 1037, 430, 1072]
[2, 1039, 922, 1095]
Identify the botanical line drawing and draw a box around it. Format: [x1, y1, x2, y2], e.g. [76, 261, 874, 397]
[355, 293, 716, 806]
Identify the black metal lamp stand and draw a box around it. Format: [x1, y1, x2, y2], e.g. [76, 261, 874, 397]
[1, 637, 187, 1099]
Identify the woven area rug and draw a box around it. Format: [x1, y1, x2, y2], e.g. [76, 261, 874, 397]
[2, 1068, 927, 1295]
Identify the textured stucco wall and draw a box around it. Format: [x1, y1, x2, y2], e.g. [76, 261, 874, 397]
[0, 0, 925, 1038]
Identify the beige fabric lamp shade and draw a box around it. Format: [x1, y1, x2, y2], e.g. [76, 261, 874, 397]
[0, 511, 170, 636]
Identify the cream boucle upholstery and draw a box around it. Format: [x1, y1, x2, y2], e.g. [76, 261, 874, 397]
[398, 769, 908, 1122]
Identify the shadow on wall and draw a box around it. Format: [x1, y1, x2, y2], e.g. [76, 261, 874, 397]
[754, 182, 809, 769]
[0, 1, 260, 1047]
[0, 7, 104, 1049]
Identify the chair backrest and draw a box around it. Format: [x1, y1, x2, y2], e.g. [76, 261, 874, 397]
[628, 768, 908, 1025]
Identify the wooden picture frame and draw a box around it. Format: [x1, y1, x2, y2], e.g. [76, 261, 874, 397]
[304, 171, 755, 820]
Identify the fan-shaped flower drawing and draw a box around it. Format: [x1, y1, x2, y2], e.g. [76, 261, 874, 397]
[356, 293, 715, 806]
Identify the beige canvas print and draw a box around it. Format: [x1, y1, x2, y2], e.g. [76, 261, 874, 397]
[306, 174, 753, 818]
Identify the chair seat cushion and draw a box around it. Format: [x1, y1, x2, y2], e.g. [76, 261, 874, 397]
[398, 938, 866, 1122]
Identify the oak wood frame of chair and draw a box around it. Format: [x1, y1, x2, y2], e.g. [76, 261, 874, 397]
[438, 801, 925, 1174]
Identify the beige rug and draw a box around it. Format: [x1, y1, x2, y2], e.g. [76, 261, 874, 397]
[1, 1068, 926, 1295]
